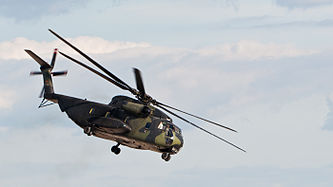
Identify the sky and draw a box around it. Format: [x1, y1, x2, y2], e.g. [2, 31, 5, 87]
[1, 0, 333, 186]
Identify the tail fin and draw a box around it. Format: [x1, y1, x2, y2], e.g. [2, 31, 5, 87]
[25, 49, 67, 100]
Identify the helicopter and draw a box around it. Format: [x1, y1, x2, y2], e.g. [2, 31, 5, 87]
[25, 29, 245, 162]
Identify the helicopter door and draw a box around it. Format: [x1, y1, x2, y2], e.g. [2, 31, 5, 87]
[143, 122, 151, 133]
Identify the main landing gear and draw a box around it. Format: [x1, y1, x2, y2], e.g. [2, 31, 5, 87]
[111, 143, 121, 155]
[83, 126, 93, 136]
[161, 153, 171, 162]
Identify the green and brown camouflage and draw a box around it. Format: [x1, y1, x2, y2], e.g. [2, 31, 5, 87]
[53, 93, 184, 156]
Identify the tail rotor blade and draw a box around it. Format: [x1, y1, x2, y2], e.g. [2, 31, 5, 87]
[51, 70, 68, 76]
[30, 71, 43, 75]
[39, 86, 45, 98]
[50, 48, 58, 68]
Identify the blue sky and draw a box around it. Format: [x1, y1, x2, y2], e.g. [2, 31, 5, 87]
[1, 0, 333, 186]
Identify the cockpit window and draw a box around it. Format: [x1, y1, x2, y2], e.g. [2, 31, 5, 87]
[166, 128, 173, 137]
[158, 122, 164, 130]
[157, 121, 180, 135]
[174, 127, 180, 134]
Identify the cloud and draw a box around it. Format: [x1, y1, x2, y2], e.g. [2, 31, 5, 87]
[0, 0, 90, 20]
[322, 96, 333, 131]
[0, 89, 16, 109]
[197, 40, 317, 61]
[249, 19, 333, 29]
[0, 37, 317, 62]
[0, 37, 151, 61]
[275, 0, 333, 8]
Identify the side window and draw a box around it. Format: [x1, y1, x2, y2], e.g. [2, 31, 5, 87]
[145, 122, 151, 129]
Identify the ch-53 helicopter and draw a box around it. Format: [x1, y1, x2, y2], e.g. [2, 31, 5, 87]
[25, 29, 245, 162]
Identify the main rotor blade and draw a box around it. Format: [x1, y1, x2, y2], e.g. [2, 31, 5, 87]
[25, 49, 52, 69]
[48, 29, 135, 93]
[59, 52, 130, 91]
[156, 101, 237, 133]
[156, 104, 246, 152]
[133, 68, 146, 98]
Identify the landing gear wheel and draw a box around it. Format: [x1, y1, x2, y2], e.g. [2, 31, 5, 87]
[84, 126, 93, 136]
[114, 147, 121, 155]
[161, 153, 171, 162]
[111, 143, 121, 155]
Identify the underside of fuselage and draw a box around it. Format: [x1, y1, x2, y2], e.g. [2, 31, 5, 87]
[92, 127, 169, 153]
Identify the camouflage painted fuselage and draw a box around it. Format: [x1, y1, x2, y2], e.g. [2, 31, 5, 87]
[52, 94, 184, 155]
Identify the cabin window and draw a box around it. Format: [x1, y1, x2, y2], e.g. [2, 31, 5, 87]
[145, 122, 151, 129]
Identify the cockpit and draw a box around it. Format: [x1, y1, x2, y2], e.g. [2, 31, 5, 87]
[157, 120, 181, 135]
[156, 120, 183, 150]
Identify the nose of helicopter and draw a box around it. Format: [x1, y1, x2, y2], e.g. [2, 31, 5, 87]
[171, 134, 184, 154]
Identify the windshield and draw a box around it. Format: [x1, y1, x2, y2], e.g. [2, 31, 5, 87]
[165, 121, 181, 134]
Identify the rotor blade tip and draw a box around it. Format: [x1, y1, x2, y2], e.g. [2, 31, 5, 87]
[48, 29, 56, 35]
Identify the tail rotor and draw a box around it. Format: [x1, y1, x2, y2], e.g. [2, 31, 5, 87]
[26, 48, 68, 99]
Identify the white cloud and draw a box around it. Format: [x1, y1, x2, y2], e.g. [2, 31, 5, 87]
[322, 95, 333, 131]
[0, 37, 151, 60]
[198, 40, 318, 61]
[0, 89, 15, 109]
[0, 37, 317, 62]
[0, 126, 8, 133]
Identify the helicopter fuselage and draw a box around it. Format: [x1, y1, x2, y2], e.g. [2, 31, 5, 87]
[52, 93, 184, 155]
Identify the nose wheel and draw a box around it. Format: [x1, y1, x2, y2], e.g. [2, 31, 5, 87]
[161, 153, 171, 162]
[111, 143, 121, 155]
